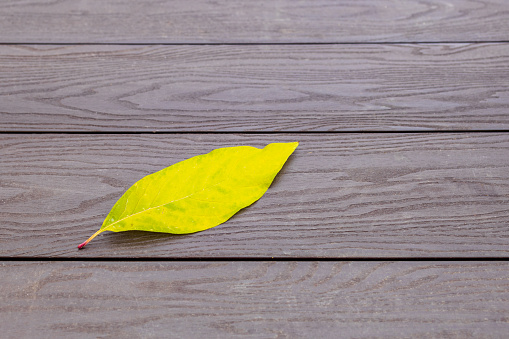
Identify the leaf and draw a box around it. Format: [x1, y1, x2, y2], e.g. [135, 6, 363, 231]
[78, 142, 298, 249]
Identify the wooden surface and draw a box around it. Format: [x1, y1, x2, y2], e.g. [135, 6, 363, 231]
[1, 0, 509, 43]
[2, 261, 509, 338]
[1, 43, 509, 131]
[2, 133, 509, 258]
[2, 0, 509, 337]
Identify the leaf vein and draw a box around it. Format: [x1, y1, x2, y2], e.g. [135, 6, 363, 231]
[104, 180, 226, 230]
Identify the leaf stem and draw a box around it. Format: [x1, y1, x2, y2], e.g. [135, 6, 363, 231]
[77, 229, 103, 249]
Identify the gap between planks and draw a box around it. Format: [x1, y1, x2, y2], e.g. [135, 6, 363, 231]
[1, 257, 509, 262]
[2, 130, 509, 135]
[2, 41, 509, 45]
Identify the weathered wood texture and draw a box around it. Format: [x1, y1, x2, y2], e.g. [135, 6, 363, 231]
[1, 43, 509, 132]
[1, 261, 508, 338]
[3, 0, 508, 337]
[1, 0, 508, 43]
[2, 133, 508, 258]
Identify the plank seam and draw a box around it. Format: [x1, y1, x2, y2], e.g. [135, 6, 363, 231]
[2, 257, 509, 262]
[2, 130, 509, 135]
[1, 41, 509, 46]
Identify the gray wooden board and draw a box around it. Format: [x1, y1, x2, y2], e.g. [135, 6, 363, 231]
[1, 0, 509, 43]
[2, 133, 509, 258]
[1, 44, 509, 132]
[1, 261, 508, 338]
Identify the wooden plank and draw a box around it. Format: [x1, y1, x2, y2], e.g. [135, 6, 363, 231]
[1, 133, 509, 258]
[1, 261, 508, 337]
[0, 0, 508, 43]
[1, 44, 509, 132]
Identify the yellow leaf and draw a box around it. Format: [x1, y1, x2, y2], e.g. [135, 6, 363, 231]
[78, 142, 298, 249]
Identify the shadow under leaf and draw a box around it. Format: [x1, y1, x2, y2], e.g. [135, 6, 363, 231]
[102, 230, 195, 248]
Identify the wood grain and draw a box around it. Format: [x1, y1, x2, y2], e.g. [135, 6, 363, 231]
[1, 43, 509, 132]
[1, 261, 508, 338]
[1, 0, 508, 43]
[2, 133, 509, 258]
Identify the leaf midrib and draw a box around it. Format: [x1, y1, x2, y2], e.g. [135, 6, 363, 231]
[103, 180, 225, 231]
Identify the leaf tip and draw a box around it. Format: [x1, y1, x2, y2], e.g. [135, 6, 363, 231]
[284, 141, 299, 154]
